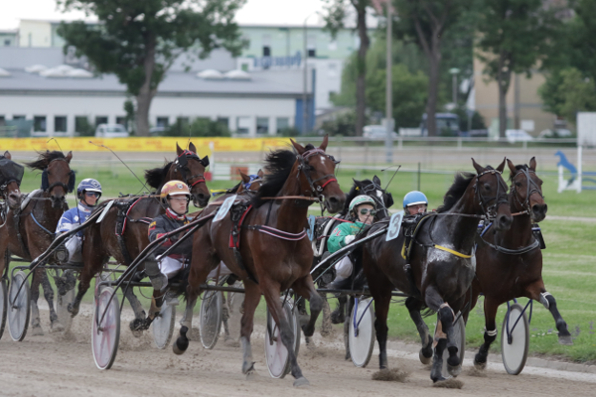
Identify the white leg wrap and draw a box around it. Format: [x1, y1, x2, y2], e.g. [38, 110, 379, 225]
[540, 292, 552, 309]
[486, 328, 498, 337]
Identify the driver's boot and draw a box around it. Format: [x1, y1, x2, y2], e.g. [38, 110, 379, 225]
[144, 255, 168, 291]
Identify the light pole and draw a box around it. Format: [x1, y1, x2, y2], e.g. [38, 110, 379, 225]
[385, 2, 393, 164]
[303, 12, 318, 135]
[449, 67, 460, 106]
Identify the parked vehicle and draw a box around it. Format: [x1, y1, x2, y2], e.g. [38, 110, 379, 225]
[363, 125, 398, 140]
[538, 129, 572, 138]
[95, 124, 129, 138]
[420, 113, 461, 137]
[505, 129, 534, 143]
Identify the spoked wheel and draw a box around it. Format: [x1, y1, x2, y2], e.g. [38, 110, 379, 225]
[199, 290, 223, 349]
[56, 286, 75, 333]
[91, 286, 120, 370]
[434, 312, 466, 377]
[153, 301, 176, 349]
[501, 303, 529, 375]
[8, 271, 31, 342]
[0, 278, 8, 340]
[348, 297, 375, 368]
[264, 296, 300, 379]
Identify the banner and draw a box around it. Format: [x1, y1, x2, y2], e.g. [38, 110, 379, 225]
[0, 137, 292, 153]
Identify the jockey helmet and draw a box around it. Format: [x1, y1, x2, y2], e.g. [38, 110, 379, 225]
[403, 191, 428, 209]
[77, 178, 102, 201]
[349, 195, 376, 213]
[161, 180, 191, 201]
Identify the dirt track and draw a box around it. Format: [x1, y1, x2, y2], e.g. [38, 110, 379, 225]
[1, 303, 595, 397]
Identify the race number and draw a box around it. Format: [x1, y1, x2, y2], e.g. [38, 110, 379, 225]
[385, 211, 404, 242]
[213, 194, 237, 222]
[307, 215, 316, 241]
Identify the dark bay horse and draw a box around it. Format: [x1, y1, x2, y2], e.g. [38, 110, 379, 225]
[471, 157, 572, 370]
[361, 159, 513, 383]
[0, 151, 75, 335]
[173, 137, 345, 387]
[0, 151, 24, 210]
[68, 143, 210, 333]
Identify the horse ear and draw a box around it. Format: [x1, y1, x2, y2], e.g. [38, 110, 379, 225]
[239, 171, 250, 183]
[257, 169, 264, 178]
[65, 151, 73, 163]
[189, 142, 197, 153]
[471, 158, 484, 174]
[496, 157, 506, 173]
[319, 134, 329, 151]
[176, 143, 183, 156]
[4, 151, 11, 160]
[290, 139, 306, 155]
[529, 157, 537, 171]
[373, 175, 381, 185]
[507, 159, 516, 177]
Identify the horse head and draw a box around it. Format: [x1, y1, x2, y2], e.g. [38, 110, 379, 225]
[349, 176, 393, 219]
[1, 151, 24, 210]
[472, 158, 512, 231]
[508, 157, 547, 222]
[238, 169, 264, 193]
[173, 142, 211, 208]
[291, 135, 345, 213]
[26, 151, 74, 209]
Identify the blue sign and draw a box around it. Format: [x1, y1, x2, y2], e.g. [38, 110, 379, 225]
[253, 51, 302, 69]
[386, 211, 404, 242]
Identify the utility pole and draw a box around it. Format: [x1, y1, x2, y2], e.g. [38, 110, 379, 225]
[385, 2, 393, 163]
[303, 13, 318, 135]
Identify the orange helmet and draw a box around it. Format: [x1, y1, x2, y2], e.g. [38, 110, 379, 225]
[160, 180, 190, 200]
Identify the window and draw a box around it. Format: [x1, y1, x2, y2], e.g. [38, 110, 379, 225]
[276, 117, 289, 134]
[0, 116, 5, 126]
[75, 116, 92, 135]
[116, 116, 127, 126]
[95, 116, 108, 127]
[34, 116, 47, 132]
[177, 117, 189, 126]
[236, 117, 250, 134]
[263, 46, 271, 57]
[216, 117, 229, 127]
[156, 117, 169, 128]
[54, 116, 67, 133]
[307, 34, 316, 57]
[256, 117, 269, 135]
[4, 39, 10, 47]
[13, 115, 25, 121]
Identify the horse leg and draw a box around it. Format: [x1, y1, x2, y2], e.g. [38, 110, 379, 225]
[331, 295, 347, 324]
[172, 291, 198, 355]
[29, 269, 45, 335]
[405, 297, 433, 364]
[68, 255, 104, 317]
[292, 275, 324, 340]
[425, 285, 456, 382]
[473, 295, 500, 369]
[239, 281, 261, 375]
[319, 292, 332, 337]
[261, 281, 308, 387]
[126, 287, 149, 335]
[526, 281, 572, 345]
[40, 270, 63, 332]
[343, 297, 353, 361]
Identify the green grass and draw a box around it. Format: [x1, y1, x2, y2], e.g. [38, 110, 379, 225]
[8, 161, 596, 363]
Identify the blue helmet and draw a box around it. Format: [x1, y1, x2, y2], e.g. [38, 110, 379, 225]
[77, 178, 102, 199]
[403, 191, 428, 209]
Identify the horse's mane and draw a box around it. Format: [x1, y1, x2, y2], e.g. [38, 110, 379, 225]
[437, 171, 475, 213]
[509, 164, 529, 181]
[145, 161, 173, 190]
[25, 151, 66, 170]
[251, 144, 314, 207]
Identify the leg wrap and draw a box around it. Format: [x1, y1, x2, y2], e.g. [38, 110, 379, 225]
[540, 291, 552, 309]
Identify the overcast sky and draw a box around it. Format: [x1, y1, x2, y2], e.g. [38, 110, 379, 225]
[0, 0, 329, 30]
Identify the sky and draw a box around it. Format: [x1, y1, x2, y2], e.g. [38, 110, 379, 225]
[0, 0, 329, 30]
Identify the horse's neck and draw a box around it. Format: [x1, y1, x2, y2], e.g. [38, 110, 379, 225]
[33, 192, 64, 228]
[437, 189, 481, 250]
[273, 169, 309, 234]
[494, 197, 533, 248]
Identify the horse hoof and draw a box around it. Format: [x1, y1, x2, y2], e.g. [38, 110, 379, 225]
[172, 342, 186, 356]
[558, 334, 573, 345]
[473, 360, 486, 370]
[242, 361, 255, 374]
[67, 304, 79, 317]
[31, 326, 44, 336]
[447, 364, 462, 377]
[293, 377, 310, 388]
[331, 309, 345, 325]
[419, 349, 432, 365]
[245, 370, 259, 380]
[431, 375, 447, 383]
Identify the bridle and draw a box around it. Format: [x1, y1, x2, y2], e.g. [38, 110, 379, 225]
[42, 158, 75, 194]
[244, 175, 263, 190]
[474, 169, 509, 221]
[511, 167, 543, 215]
[296, 148, 340, 203]
[175, 150, 209, 188]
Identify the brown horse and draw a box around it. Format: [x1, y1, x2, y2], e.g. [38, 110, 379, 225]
[361, 159, 513, 384]
[471, 157, 572, 370]
[0, 151, 75, 335]
[172, 137, 345, 387]
[0, 151, 24, 210]
[68, 143, 210, 334]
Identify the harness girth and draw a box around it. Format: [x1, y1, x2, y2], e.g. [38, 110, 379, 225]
[228, 202, 259, 284]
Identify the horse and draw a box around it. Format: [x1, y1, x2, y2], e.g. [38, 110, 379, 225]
[0, 151, 24, 211]
[471, 157, 572, 370]
[361, 158, 513, 384]
[67, 142, 210, 335]
[172, 137, 345, 387]
[0, 150, 76, 336]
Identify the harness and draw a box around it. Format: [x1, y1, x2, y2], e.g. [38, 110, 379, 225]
[475, 222, 542, 255]
[475, 169, 509, 221]
[511, 167, 543, 216]
[114, 197, 152, 265]
[41, 158, 76, 194]
[296, 148, 339, 209]
[175, 150, 209, 188]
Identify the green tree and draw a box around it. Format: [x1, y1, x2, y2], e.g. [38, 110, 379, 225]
[392, 0, 473, 136]
[475, 0, 561, 138]
[162, 118, 231, 137]
[323, 0, 373, 136]
[57, 0, 246, 136]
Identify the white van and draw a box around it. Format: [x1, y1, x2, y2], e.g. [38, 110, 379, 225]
[95, 124, 129, 138]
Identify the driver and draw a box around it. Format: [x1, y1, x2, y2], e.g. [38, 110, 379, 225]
[56, 178, 102, 263]
[403, 190, 428, 216]
[146, 180, 193, 293]
[326, 195, 376, 289]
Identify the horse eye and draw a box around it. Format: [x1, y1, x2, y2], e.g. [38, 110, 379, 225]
[515, 182, 522, 187]
[484, 183, 491, 191]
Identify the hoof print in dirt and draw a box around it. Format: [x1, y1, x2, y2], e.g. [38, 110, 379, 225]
[433, 378, 463, 389]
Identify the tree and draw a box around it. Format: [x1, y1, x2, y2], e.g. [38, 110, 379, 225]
[57, 0, 246, 136]
[392, 0, 472, 137]
[475, 0, 560, 138]
[323, 0, 373, 136]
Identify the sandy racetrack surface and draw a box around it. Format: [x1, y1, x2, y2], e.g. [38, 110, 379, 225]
[1, 303, 594, 397]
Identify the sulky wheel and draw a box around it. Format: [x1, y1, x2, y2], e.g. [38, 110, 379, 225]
[264, 296, 300, 379]
[199, 290, 223, 349]
[348, 297, 375, 368]
[8, 271, 31, 342]
[91, 286, 120, 370]
[501, 303, 529, 375]
[0, 278, 8, 340]
[152, 301, 176, 349]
